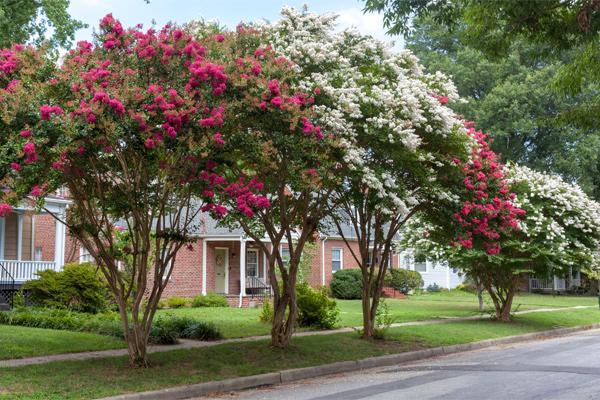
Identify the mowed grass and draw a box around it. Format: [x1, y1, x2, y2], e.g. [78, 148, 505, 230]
[160, 291, 597, 338]
[0, 325, 124, 360]
[0, 291, 593, 361]
[1, 307, 599, 400]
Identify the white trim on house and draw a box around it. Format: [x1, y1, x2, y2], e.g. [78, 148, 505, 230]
[0, 217, 5, 260]
[332, 247, 343, 273]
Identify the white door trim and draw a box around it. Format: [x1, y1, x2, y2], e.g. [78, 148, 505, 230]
[214, 247, 229, 294]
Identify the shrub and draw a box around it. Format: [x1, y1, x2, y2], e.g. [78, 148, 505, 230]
[192, 293, 229, 308]
[23, 263, 110, 313]
[296, 283, 339, 329]
[166, 296, 189, 309]
[330, 269, 363, 299]
[373, 299, 396, 340]
[259, 299, 274, 323]
[182, 321, 222, 341]
[427, 283, 441, 292]
[386, 269, 424, 295]
[0, 307, 221, 343]
[0, 307, 121, 336]
[151, 314, 221, 344]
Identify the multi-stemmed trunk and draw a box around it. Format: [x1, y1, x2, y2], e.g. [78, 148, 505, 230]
[482, 273, 518, 322]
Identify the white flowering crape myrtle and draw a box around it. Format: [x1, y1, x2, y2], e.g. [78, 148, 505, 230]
[264, 7, 469, 218]
[402, 164, 600, 278]
[506, 163, 600, 274]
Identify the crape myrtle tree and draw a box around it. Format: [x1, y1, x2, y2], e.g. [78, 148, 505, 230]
[403, 131, 600, 320]
[0, 15, 310, 366]
[265, 8, 470, 339]
[188, 20, 341, 348]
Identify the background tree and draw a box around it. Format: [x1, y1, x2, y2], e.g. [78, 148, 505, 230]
[404, 16, 600, 198]
[265, 8, 470, 339]
[364, 0, 600, 131]
[0, 0, 85, 52]
[0, 15, 285, 366]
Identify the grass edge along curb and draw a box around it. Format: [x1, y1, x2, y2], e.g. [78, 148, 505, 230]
[100, 322, 600, 400]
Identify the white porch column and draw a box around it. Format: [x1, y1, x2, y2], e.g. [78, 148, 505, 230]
[16, 214, 23, 261]
[239, 238, 246, 307]
[201, 240, 207, 295]
[0, 217, 5, 260]
[262, 248, 267, 281]
[54, 213, 66, 270]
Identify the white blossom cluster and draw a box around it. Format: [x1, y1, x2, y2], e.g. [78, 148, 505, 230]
[262, 7, 467, 215]
[505, 164, 600, 266]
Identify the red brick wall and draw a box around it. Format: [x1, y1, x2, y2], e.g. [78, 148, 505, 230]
[32, 214, 55, 262]
[161, 239, 204, 298]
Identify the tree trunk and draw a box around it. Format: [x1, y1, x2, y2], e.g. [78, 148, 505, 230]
[270, 287, 297, 348]
[361, 284, 374, 339]
[496, 289, 515, 322]
[477, 283, 485, 312]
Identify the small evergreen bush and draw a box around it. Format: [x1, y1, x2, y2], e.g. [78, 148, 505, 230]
[23, 262, 110, 313]
[192, 293, 229, 307]
[166, 296, 189, 309]
[330, 269, 363, 299]
[386, 269, 424, 294]
[296, 283, 339, 329]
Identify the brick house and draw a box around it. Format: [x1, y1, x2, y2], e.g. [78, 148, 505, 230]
[1, 202, 468, 308]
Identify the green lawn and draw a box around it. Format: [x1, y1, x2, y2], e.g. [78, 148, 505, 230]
[0, 325, 124, 360]
[1, 307, 598, 400]
[0, 291, 594, 360]
[160, 291, 597, 338]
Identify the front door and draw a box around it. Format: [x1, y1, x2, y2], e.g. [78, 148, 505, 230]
[214, 248, 228, 294]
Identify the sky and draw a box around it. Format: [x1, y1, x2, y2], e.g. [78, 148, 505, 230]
[67, 0, 404, 48]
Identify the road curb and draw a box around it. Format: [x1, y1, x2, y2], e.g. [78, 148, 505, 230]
[100, 323, 600, 400]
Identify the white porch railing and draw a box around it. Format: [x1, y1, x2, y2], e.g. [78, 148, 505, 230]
[0, 260, 58, 283]
[529, 276, 567, 291]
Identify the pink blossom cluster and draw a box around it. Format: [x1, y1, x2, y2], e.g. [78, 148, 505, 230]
[0, 203, 13, 217]
[431, 93, 449, 105]
[40, 105, 63, 120]
[452, 125, 525, 255]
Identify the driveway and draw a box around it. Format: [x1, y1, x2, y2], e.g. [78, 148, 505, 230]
[205, 329, 600, 400]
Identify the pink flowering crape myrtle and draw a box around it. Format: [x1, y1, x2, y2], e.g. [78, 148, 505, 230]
[0, 14, 321, 366]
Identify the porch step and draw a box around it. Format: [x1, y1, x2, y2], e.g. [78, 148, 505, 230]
[0, 303, 9, 311]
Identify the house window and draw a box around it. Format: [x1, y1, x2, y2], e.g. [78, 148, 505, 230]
[246, 249, 259, 277]
[367, 249, 373, 267]
[79, 247, 93, 263]
[414, 252, 427, 273]
[34, 247, 43, 262]
[281, 247, 290, 267]
[332, 248, 342, 272]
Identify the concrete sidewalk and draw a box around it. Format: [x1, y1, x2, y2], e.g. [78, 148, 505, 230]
[0, 305, 594, 368]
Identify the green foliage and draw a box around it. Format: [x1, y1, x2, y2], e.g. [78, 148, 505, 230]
[0, 0, 85, 52]
[191, 293, 229, 308]
[152, 315, 222, 344]
[166, 297, 189, 309]
[296, 283, 340, 330]
[386, 269, 424, 294]
[297, 242, 317, 284]
[426, 283, 442, 293]
[0, 307, 221, 343]
[373, 299, 396, 340]
[330, 269, 363, 300]
[0, 307, 122, 337]
[259, 300, 274, 324]
[23, 262, 110, 313]
[405, 16, 600, 199]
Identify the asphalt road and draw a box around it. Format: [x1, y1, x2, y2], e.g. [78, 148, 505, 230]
[204, 329, 600, 400]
